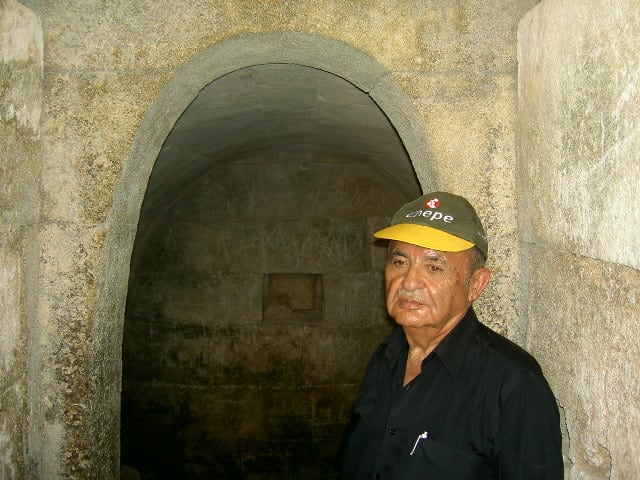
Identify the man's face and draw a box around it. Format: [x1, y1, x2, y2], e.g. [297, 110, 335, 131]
[384, 241, 477, 332]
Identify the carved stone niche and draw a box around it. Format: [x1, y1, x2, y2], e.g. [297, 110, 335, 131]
[263, 273, 323, 324]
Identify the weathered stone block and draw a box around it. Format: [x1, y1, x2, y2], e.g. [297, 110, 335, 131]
[521, 245, 640, 479]
[41, 71, 170, 224]
[518, 1, 640, 271]
[322, 272, 389, 328]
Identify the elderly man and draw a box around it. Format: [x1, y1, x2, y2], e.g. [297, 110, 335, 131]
[340, 192, 563, 479]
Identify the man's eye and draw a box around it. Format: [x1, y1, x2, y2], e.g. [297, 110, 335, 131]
[427, 265, 442, 272]
[391, 258, 406, 267]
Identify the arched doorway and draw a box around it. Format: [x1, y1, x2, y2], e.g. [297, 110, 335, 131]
[121, 63, 420, 478]
[97, 32, 439, 479]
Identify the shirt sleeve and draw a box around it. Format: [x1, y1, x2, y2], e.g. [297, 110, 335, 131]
[495, 368, 564, 480]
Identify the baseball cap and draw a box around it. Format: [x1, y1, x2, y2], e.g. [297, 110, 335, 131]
[374, 191, 488, 258]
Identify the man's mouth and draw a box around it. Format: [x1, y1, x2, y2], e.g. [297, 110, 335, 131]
[398, 297, 425, 309]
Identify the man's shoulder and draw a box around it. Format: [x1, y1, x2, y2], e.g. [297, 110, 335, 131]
[473, 321, 544, 376]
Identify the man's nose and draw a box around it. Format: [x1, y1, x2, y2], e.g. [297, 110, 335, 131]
[401, 263, 423, 291]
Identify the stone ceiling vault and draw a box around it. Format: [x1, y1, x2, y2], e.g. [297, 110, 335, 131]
[141, 63, 419, 218]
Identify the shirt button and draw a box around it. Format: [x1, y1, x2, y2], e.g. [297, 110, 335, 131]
[371, 475, 380, 480]
[389, 428, 397, 435]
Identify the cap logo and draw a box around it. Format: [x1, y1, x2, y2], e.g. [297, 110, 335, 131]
[425, 197, 440, 209]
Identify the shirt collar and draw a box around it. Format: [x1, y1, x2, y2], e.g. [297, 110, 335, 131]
[432, 308, 480, 380]
[382, 325, 408, 368]
[382, 308, 480, 380]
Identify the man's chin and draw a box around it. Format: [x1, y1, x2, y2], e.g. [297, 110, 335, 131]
[394, 317, 432, 329]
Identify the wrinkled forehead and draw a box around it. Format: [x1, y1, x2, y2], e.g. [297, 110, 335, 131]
[386, 240, 459, 263]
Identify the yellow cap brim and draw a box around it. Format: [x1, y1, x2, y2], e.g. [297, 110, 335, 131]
[374, 223, 475, 252]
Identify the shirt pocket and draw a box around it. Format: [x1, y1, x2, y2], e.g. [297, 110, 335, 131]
[397, 438, 494, 480]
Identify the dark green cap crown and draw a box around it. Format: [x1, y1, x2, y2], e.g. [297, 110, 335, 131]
[374, 191, 488, 258]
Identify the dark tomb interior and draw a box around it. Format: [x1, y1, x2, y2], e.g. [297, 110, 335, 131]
[120, 64, 420, 479]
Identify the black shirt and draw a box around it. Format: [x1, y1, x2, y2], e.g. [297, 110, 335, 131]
[340, 309, 563, 480]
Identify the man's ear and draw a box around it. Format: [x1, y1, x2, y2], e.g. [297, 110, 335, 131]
[467, 268, 491, 303]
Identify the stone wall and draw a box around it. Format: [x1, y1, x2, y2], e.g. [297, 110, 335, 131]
[518, 1, 640, 478]
[4, 0, 537, 477]
[0, 1, 41, 478]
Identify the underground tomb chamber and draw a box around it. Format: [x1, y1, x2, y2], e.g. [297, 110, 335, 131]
[120, 63, 420, 479]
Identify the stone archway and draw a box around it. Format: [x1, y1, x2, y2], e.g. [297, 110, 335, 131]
[95, 32, 438, 477]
